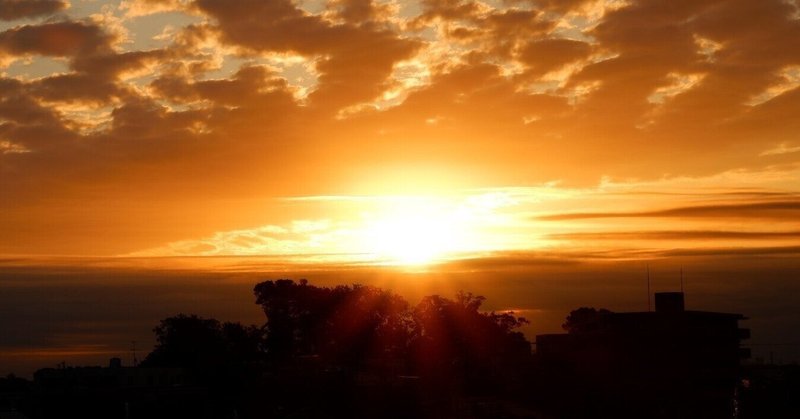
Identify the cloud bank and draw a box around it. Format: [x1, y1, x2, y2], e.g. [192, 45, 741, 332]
[0, 0, 798, 255]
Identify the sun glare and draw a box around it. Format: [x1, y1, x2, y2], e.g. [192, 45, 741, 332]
[360, 199, 467, 266]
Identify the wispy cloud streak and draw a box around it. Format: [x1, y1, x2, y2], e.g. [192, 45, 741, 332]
[537, 201, 800, 221]
[546, 230, 800, 241]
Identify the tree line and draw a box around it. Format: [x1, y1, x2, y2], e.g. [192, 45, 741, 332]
[137, 279, 534, 417]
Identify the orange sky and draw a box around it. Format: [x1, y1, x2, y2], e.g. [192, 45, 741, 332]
[0, 0, 799, 263]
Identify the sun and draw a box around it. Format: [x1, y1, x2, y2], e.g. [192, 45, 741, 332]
[348, 192, 519, 266]
[360, 199, 464, 266]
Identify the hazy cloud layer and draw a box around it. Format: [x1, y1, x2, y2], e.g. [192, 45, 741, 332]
[2, 254, 799, 376]
[546, 230, 800, 241]
[536, 200, 800, 220]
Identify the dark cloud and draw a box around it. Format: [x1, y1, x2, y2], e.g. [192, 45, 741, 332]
[107, 96, 191, 140]
[531, 0, 798, 176]
[330, 0, 381, 24]
[0, 21, 113, 57]
[0, 78, 79, 150]
[537, 200, 800, 221]
[415, 2, 554, 60]
[71, 49, 166, 77]
[192, 0, 420, 109]
[658, 245, 800, 257]
[0, 83, 56, 125]
[467, 245, 800, 262]
[0, 22, 154, 107]
[415, 0, 484, 22]
[152, 65, 292, 106]
[0, 0, 67, 21]
[532, 0, 591, 13]
[29, 73, 124, 103]
[518, 38, 593, 76]
[443, 251, 583, 271]
[546, 230, 800, 241]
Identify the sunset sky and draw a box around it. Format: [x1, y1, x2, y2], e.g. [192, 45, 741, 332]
[1, 0, 800, 374]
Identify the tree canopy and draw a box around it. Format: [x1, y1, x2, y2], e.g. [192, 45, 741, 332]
[141, 314, 264, 390]
[250, 280, 530, 372]
[141, 279, 534, 413]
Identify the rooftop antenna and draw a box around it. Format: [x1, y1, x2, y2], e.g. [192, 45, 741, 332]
[131, 341, 138, 367]
[647, 264, 651, 312]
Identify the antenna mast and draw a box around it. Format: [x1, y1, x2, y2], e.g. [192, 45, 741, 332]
[647, 264, 651, 312]
[131, 341, 138, 367]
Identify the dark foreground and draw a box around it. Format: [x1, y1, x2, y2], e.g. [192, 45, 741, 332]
[1, 279, 798, 418]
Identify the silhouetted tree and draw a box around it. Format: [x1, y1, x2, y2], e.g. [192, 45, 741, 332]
[253, 279, 533, 387]
[141, 314, 264, 384]
[134, 315, 265, 417]
[411, 291, 530, 392]
[562, 307, 613, 334]
[253, 279, 411, 367]
[27, 281, 541, 418]
[0, 373, 29, 393]
[143, 314, 224, 369]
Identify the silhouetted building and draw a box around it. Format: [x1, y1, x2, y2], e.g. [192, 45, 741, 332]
[536, 292, 749, 418]
[30, 360, 209, 419]
[0, 374, 31, 419]
[737, 363, 800, 418]
[34, 359, 186, 390]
